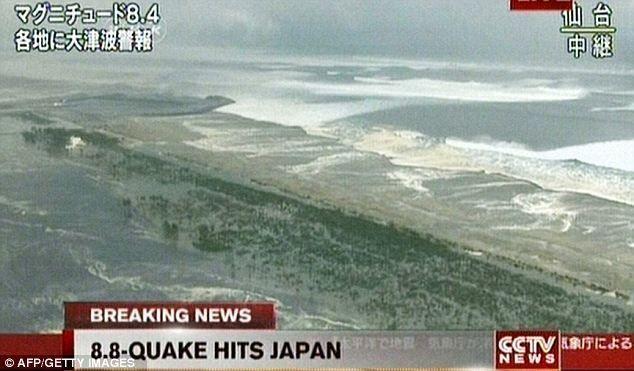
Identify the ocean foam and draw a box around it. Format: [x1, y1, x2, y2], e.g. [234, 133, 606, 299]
[591, 102, 634, 112]
[217, 97, 401, 131]
[511, 192, 578, 233]
[274, 77, 587, 103]
[386, 171, 432, 195]
[286, 152, 368, 175]
[354, 129, 634, 206]
[446, 138, 634, 173]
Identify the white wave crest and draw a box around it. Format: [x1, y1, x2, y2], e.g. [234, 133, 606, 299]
[591, 102, 634, 112]
[354, 128, 634, 205]
[286, 152, 367, 175]
[386, 170, 432, 195]
[446, 138, 634, 173]
[511, 192, 578, 233]
[274, 77, 587, 103]
[218, 97, 400, 130]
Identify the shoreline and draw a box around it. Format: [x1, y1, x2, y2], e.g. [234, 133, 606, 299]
[5, 88, 633, 299]
[157, 109, 633, 298]
[3, 87, 633, 330]
[19, 124, 634, 330]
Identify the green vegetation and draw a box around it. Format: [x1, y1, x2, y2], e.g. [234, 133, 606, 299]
[22, 127, 119, 155]
[22, 127, 634, 331]
[193, 224, 231, 252]
[162, 221, 179, 242]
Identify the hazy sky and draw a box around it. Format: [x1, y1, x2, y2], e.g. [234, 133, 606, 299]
[1, 0, 633, 66]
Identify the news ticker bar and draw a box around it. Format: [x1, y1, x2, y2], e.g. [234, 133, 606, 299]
[0, 302, 630, 370]
[73, 330, 488, 369]
[0, 330, 632, 370]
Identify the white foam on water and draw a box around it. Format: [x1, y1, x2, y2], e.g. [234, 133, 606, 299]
[218, 74, 587, 136]
[591, 102, 634, 112]
[217, 97, 401, 132]
[176, 48, 634, 77]
[386, 170, 432, 195]
[274, 77, 588, 103]
[511, 192, 578, 233]
[354, 128, 634, 206]
[286, 152, 368, 175]
[447, 137, 634, 172]
[184, 57, 630, 207]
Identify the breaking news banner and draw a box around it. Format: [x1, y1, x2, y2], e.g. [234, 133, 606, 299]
[63, 302, 276, 330]
[0, 302, 631, 370]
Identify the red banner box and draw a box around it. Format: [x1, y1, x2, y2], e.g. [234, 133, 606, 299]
[511, 0, 572, 11]
[64, 301, 276, 329]
[561, 333, 633, 370]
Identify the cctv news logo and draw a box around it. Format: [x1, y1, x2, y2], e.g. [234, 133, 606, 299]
[495, 331, 561, 370]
